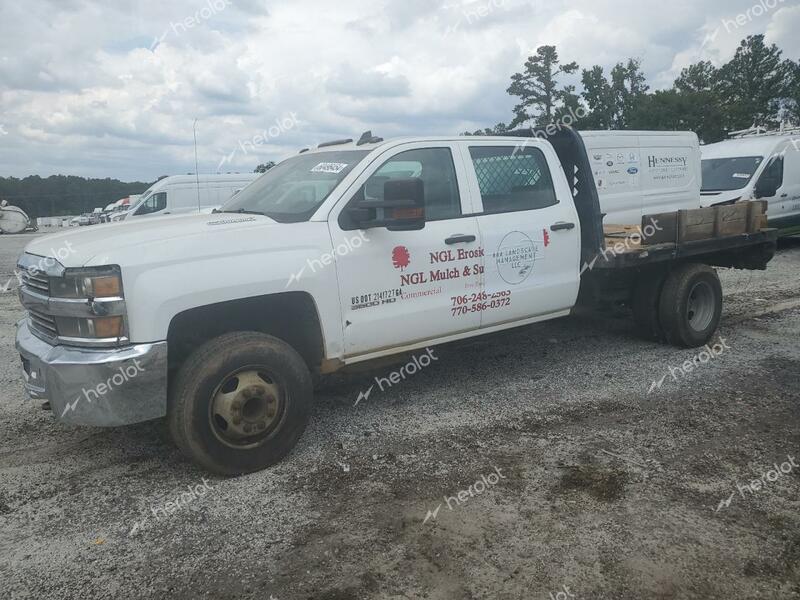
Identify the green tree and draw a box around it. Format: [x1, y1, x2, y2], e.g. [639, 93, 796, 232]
[675, 61, 718, 94]
[581, 65, 616, 128]
[0, 175, 151, 218]
[627, 90, 724, 142]
[784, 60, 800, 124]
[254, 162, 276, 173]
[507, 45, 579, 128]
[613, 58, 649, 126]
[580, 59, 648, 129]
[668, 61, 727, 142]
[461, 123, 509, 136]
[715, 35, 793, 130]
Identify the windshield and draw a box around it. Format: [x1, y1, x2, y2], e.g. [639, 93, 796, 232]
[701, 156, 763, 192]
[221, 150, 371, 222]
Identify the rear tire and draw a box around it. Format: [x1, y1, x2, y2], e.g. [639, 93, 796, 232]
[658, 264, 723, 348]
[168, 331, 312, 475]
[632, 270, 667, 342]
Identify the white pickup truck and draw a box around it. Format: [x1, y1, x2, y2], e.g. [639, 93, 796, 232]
[15, 129, 778, 474]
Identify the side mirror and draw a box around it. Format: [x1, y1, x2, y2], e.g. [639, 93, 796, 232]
[754, 179, 778, 199]
[346, 177, 426, 231]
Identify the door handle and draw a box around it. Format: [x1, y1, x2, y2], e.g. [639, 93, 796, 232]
[550, 222, 575, 231]
[781, 193, 788, 198]
[445, 234, 476, 245]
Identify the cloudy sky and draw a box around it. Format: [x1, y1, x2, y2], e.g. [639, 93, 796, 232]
[1, 0, 799, 182]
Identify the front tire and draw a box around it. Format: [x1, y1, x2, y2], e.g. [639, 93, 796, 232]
[168, 331, 312, 475]
[658, 264, 723, 348]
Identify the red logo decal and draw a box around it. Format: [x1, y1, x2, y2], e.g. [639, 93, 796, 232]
[543, 229, 550, 247]
[392, 246, 411, 271]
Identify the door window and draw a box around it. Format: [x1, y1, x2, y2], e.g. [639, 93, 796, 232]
[468, 146, 558, 213]
[352, 148, 462, 222]
[135, 192, 167, 215]
[757, 155, 784, 190]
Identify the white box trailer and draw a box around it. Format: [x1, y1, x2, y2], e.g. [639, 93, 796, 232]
[581, 130, 702, 225]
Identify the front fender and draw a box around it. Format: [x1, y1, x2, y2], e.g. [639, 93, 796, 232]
[122, 234, 345, 360]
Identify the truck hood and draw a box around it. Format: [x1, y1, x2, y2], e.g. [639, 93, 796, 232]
[24, 213, 288, 267]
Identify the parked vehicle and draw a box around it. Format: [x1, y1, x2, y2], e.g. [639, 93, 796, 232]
[0, 201, 33, 233]
[582, 130, 702, 225]
[109, 195, 139, 223]
[701, 130, 800, 234]
[88, 208, 104, 225]
[123, 174, 258, 220]
[14, 129, 777, 475]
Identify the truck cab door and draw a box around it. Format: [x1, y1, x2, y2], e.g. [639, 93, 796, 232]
[329, 143, 483, 358]
[458, 141, 582, 328]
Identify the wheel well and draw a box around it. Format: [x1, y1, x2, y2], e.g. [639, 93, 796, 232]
[167, 292, 326, 375]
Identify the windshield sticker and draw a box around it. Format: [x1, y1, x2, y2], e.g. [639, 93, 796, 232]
[732, 173, 752, 179]
[311, 162, 349, 174]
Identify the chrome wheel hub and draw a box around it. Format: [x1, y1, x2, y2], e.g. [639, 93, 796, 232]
[687, 281, 715, 332]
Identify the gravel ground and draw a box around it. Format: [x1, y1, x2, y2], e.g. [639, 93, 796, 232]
[0, 233, 798, 600]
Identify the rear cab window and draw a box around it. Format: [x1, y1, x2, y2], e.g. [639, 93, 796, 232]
[466, 145, 558, 214]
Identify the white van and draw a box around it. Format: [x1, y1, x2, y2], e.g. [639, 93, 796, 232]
[701, 134, 800, 233]
[126, 174, 258, 219]
[581, 130, 702, 225]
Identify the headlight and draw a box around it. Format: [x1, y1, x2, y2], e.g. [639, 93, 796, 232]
[50, 266, 123, 299]
[54, 316, 125, 339]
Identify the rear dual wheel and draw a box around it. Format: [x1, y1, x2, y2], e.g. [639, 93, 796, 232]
[633, 263, 723, 348]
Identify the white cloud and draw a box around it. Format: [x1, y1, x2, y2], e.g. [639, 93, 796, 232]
[0, 0, 797, 180]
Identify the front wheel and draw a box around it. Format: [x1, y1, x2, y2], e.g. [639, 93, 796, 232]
[168, 331, 313, 475]
[658, 263, 723, 348]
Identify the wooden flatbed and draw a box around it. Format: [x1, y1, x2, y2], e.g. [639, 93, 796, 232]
[594, 202, 778, 271]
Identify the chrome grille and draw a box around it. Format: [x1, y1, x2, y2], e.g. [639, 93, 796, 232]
[19, 268, 50, 294]
[28, 308, 58, 339]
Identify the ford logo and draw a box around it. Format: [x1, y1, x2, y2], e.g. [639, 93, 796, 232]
[627, 167, 639, 175]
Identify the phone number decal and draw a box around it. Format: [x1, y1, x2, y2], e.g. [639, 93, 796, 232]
[450, 290, 511, 316]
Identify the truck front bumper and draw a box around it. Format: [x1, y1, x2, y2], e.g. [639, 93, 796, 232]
[15, 319, 168, 427]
